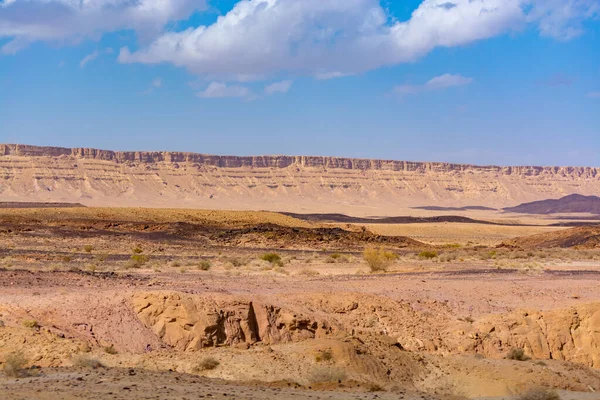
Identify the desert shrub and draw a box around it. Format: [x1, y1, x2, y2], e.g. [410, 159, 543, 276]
[227, 257, 246, 268]
[103, 345, 118, 355]
[330, 253, 342, 260]
[418, 251, 438, 260]
[83, 245, 93, 253]
[72, 355, 104, 369]
[517, 387, 560, 400]
[194, 357, 220, 372]
[22, 320, 39, 329]
[363, 248, 397, 272]
[3, 352, 29, 377]
[127, 254, 149, 268]
[298, 268, 320, 276]
[308, 366, 347, 383]
[132, 246, 143, 254]
[507, 348, 530, 361]
[368, 383, 385, 392]
[260, 253, 283, 266]
[62, 256, 73, 263]
[315, 349, 333, 362]
[198, 261, 212, 271]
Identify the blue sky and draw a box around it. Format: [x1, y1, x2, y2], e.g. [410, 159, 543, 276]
[0, 0, 599, 166]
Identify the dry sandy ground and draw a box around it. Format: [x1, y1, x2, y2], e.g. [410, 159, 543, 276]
[363, 222, 568, 246]
[1, 207, 600, 399]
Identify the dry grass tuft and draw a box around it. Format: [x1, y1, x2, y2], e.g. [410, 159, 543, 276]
[72, 355, 104, 369]
[363, 248, 397, 272]
[517, 387, 561, 400]
[506, 348, 530, 361]
[3, 352, 30, 378]
[22, 320, 39, 329]
[194, 357, 220, 372]
[308, 366, 347, 383]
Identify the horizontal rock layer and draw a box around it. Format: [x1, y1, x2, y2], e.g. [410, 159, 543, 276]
[2, 144, 600, 213]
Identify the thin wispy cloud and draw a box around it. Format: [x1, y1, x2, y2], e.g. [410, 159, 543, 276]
[264, 80, 293, 95]
[80, 51, 100, 68]
[394, 74, 473, 96]
[79, 48, 114, 68]
[537, 73, 574, 87]
[198, 82, 251, 99]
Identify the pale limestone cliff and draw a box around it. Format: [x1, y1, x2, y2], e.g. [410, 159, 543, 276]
[2, 144, 600, 214]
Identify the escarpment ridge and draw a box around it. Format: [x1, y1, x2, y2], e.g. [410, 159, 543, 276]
[2, 144, 599, 175]
[2, 144, 600, 214]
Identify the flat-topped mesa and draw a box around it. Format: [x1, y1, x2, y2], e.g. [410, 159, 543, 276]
[1, 144, 599, 176]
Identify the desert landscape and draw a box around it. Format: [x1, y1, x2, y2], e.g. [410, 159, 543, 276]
[0, 146, 599, 399]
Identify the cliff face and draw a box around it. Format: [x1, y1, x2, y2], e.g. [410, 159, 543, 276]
[1, 144, 600, 214]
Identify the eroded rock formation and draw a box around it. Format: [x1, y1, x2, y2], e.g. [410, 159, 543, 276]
[133, 292, 331, 351]
[2, 144, 600, 213]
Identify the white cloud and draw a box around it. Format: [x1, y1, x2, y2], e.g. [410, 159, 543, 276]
[0, 0, 206, 54]
[79, 47, 113, 67]
[315, 72, 354, 80]
[118, 0, 599, 81]
[2, 0, 598, 82]
[198, 82, 250, 99]
[264, 80, 292, 95]
[79, 50, 99, 68]
[393, 73, 473, 96]
[588, 92, 600, 98]
[528, 0, 600, 40]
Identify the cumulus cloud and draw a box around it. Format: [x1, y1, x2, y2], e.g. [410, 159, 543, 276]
[0, 0, 206, 54]
[264, 80, 292, 95]
[2, 0, 598, 82]
[118, 0, 599, 81]
[394, 74, 473, 96]
[198, 82, 250, 99]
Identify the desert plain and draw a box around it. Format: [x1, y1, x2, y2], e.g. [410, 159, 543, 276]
[1, 146, 600, 400]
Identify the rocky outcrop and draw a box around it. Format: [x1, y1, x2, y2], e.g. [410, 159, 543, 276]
[132, 293, 331, 351]
[3, 144, 600, 212]
[460, 303, 600, 368]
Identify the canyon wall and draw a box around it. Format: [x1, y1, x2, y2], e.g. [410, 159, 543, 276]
[1, 144, 600, 214]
